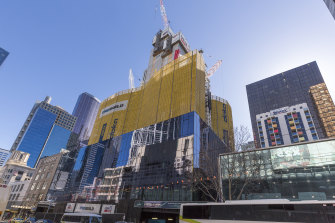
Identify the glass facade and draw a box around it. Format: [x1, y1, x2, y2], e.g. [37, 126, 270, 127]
[16, 102, 76, 168]
[72, 92, 100, 145]
[0, 47, 9, 66]
[220, 139, 335, 201]
[40, 125, 71, 158]
[72, 112, 229, 201]
[246, 62, 325, 148]
[17, 108, 57, 167]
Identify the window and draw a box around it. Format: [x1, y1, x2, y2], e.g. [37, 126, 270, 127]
[36, 182, 41, 190]
[42, 182, 47, 190]
[31, 183, 36, 190]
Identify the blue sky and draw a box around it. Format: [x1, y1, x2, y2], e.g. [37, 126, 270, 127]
[0, 0, 335, 150]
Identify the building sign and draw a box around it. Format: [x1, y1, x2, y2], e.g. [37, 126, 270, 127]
[74, 203, 101, 214]
[110, 119, 118, 139]
[134, 200, 181, 209]
[172, 32, 190, 53]
[65, 203, 76, 213]
[101, 204, 115, 214]
[270, 107, 289, 116]
[100, 101, 128, 118]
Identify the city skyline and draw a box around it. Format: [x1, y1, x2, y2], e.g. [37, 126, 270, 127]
[1, 0, 335, 150]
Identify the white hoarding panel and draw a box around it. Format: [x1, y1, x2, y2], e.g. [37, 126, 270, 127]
[74, 203, 101, 214]
[101, 204, 115, 214]
[65, 203, 76, 213]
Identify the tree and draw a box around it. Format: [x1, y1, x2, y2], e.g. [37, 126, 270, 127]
[221, 150, 262, 200]
[189, 152, 224, 202]
[234, 125, 252, 151]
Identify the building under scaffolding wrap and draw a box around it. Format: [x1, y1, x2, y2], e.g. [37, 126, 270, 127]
[66, 29, 234, 219]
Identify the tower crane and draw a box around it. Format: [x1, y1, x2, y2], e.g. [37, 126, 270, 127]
[160, 0, 169, 29]
[206, 60, 222, 78]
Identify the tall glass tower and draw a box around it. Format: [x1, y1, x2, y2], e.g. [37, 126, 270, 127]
[11, 96, 77, 167]
[72, 92, 100, 146]
[0, 47, 9, 67]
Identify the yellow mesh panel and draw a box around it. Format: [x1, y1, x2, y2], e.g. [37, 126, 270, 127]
[156, 62, 174, 123]
[89, 50, 209, 145]
[100, 96, 119, 142]
[122, 89, 143, 134]
[211, 100, 219, 137]
[137, 70, 161, 128]
[171, 54, 193, 118]
[105, 92, 132, 139]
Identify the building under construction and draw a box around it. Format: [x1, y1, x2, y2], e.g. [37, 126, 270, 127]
[64, 2, 233, 221]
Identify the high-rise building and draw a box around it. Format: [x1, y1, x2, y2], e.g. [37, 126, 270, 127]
[71, 28, 234, 208]
[246, 62, 325, 148]
[11, 96, 77, 167]
[72, 92, 100, 146]
[0, 47, 9, 67]
[323, 0, 335, 20]
[0, 148, 10, 167]
[310, 83, 335, 137]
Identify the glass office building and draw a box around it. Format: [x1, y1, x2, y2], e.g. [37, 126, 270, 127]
[0, 148, 10, 166]
[323, 0, 335, 20]
[220, 139, 335, 201]
[14, 97, 76, 167]
[246, 62, 325, 148]
[72, 92, 100, 145]
[0, 47, 9, 67]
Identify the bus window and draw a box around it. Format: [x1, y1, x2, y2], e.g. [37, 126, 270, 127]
[183, 205, 211, 219]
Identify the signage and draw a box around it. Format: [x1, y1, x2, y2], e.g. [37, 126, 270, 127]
[179, 33, 190, 52]
[65, 203, 75, 213]
[172, 33, 190, 53]
[74, 203, 101, 214]
[100, 100, 128, 118]
[101, 204, 115, 214]
[134, 200, 181, 209]
[270, 107, 289, 116]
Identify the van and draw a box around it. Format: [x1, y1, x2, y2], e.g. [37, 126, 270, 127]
[61, 213, 102, 223]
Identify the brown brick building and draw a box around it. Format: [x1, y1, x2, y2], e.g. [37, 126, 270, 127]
[310, 83, 335, 138]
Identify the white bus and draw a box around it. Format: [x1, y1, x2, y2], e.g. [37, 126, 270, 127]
[179, 199, 335, 222]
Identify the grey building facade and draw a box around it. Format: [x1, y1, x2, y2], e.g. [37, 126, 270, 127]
[72, 92, 100, 146]
[246, 62, 325, 148]
[324, 0, 335, 20]
[0, 47, 9, 67]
